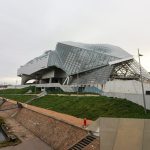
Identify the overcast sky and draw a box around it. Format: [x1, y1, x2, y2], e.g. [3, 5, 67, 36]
[0, 0, 150, 84]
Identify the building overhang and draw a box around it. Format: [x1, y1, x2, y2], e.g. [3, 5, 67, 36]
[109, 56, 134, 66]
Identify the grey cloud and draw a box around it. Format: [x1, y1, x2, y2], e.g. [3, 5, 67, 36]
[0, 0, 150, 84]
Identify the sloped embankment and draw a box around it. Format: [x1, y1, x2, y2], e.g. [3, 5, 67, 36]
[0, 100, 99, 150]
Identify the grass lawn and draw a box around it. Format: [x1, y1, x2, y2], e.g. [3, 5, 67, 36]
[0, 94, 37, 103]
[30, 95, 150, 120]
[0, 86, 36, 94]
[1, 94, 150, 120]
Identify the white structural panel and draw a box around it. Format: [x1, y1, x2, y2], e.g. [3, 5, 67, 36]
[103, 80, 150, 94]
[103, 92, 150, 110]
[103, 80, 150, 109]
[17, 52, 49, 75]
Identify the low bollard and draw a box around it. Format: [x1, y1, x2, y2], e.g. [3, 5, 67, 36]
[83, 118, 87, 128]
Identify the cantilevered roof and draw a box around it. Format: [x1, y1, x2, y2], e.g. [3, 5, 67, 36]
[18, 41, 150, 82]
[61, 41, 132, 59]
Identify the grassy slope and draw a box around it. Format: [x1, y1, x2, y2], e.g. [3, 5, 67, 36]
[1, 93, 150, 120]
[0, 95, 36, 103]
[0, 87, 37, 103]
[0, 86, 36, 94]
[29, 95, 150, 120]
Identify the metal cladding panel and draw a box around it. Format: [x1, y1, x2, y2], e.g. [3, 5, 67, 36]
[17, 51, 50, 75]
[61, 41, 132, 59]
[71, 65, 114, 85]
[47, 51, 62, 68]
[56, 42, 119, 75]
[18, 41, 150, 83]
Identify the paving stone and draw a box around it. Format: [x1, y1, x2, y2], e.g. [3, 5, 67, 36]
[113, 119, 144, 150]
[143, 119, 150, 150]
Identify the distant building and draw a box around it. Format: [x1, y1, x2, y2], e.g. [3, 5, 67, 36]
[0, 85, 8, 89]
[17, 41, 150, 93]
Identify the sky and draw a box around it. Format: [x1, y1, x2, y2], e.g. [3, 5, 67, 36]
[0, 0, 150, 85]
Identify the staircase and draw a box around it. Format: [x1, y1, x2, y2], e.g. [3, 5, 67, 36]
[68, 135, 96, 150]
[25, 91, 47, 104]
[60, 85, 74, 92]
[36, 83, 74, 93]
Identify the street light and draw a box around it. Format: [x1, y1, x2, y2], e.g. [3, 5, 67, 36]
[15, 80, 18, 89]
[77, 71, 79, 97]
[138, 49, 147, 114]
[35, 75, 38, 94]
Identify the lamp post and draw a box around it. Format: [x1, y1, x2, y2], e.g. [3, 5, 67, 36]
[99, 118, 100, 150]
[35, 75, 38, 94]
[77, 71, 79, 97]
[15, 80, 18, 89]
[138, 49, 147, 114]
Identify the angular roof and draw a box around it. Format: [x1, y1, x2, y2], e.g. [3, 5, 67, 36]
[61, 41, 132, 59]
[18, 41, 150, 82]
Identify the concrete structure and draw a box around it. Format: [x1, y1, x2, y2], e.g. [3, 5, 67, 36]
[17, 41, 150, 92]
[88, 117, 150, 150]
[102, 80, 150, 109]
[17, 41, 150, 108]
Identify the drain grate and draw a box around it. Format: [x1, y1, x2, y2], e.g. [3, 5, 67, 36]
[68, 135, 96, 150]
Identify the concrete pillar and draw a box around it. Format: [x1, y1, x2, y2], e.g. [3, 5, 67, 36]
[49, 78, 52, 83]
[21, 75, 32, 85]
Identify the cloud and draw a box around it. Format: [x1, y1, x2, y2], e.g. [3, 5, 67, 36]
[0, 0, 150, 84]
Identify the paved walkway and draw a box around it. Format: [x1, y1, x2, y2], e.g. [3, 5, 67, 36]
[0, 110, 52, 150]
[88, 117, 150, 150]
[2, 138, 51, 150]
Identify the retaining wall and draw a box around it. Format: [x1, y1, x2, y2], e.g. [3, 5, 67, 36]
[0, 100, 94, 150]
[14, 108, 88, 150]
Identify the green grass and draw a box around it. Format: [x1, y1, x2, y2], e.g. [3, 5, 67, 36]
[1, 94, 150, 120]
[31, 95, 150, 120]
[0, 86, 36, 94]
[0, 95, 37, 103]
